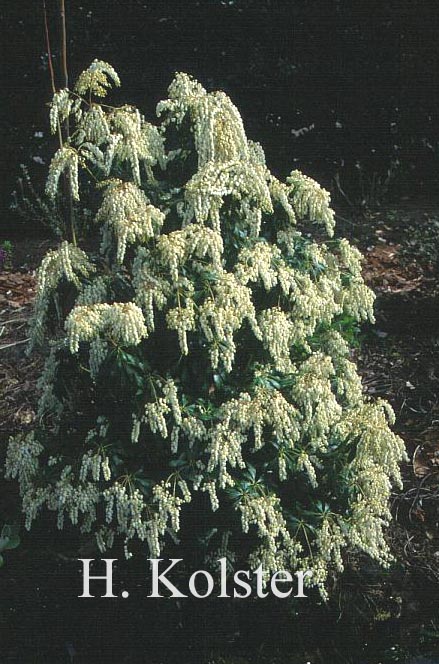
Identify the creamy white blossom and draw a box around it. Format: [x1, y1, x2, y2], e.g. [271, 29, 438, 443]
[66, 302, 148, 353]
[46, 145, 79, 200]
[30, 242, 94, 347]
[75, 59, 121, 97]
[96, 179, 164, 262]
[49, 88, 72, 134]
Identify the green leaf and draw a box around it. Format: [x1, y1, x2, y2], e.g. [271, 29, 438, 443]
[0, 525, 20, 552]
[244, 463, 256, 481]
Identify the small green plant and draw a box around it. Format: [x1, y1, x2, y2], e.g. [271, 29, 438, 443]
[0, 524, 20, 568]
[11, 164, 65, 238]
[334, 157, 400, 212]
[0, 240, 13, 271]
[6, 61, 406, 598]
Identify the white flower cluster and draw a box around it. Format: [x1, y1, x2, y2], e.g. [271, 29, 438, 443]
[171, 416, 207, 454]
[153, 479, 192, 533]
[79, 450, 111, 483]
[158, 73, 248, 167]
[166, 294, 196, 356]
[100, 477, 193, 558]
[235, 242, 281, 290]
[185, 159, 272, 233]
[48, 476, 100, 531]
[159, 73, 338, 241]
[258, 308, 297, 373]
[132, 247, 171, 332]
[5, 433, 43, 491]
[73, 107, 165, 185]
[269, 176, 297, 224]
[46, 145, 79, 200]
[286, 170, 335, 236]
[200, 479, 219, 511]
[96, 179, 164, 262]
[47, 61, 165, 203]
[74, 59, 121, 97]
[157, 224, 223, 284]
[338, 400, 407, 487]
[30, 241, 93, 347]
[95, 527, 115, 553]
[232, 238, 374, 367]
[337, 239, 376, 322]
[6, 435, 100, 532]
[102, 482, 148, 551]
[317, 518, 345, 572]
[296, 451, 318, 488]
[131, 378, 182, 444]
[292, 354, 342, 451]
[209, 387, 300, 487]
[109, 106, 165, 184]
[78, 105, 110, 146]
[49, 88, 72, 134]
[156, 71, 207, 127]
[199, 272, 261, 371]
[65, 302, 147, 353]
[89, 337, 109, 379]
[241, 493, 301, 577]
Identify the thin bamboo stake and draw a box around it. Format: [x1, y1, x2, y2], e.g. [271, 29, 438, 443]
[59, 0, 77, 246]
[42, 0, 63, 148]
[43, 0, 56, 94]
[60, 0, 69, 91]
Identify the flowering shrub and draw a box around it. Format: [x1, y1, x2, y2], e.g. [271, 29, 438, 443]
[6, 61, 406, 597]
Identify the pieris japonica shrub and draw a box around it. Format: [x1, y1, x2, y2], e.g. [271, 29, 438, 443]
[6, 60, 406, 598]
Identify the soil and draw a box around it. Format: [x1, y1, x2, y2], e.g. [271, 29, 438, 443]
[1, 205, 439, 663]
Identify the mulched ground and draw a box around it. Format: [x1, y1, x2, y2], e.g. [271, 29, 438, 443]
[356, 210, 439, 585]
[0, 271, 40, 436]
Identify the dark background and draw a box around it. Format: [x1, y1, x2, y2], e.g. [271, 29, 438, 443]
[2, 0, 439, 239]
[1, 4, 439, 662]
